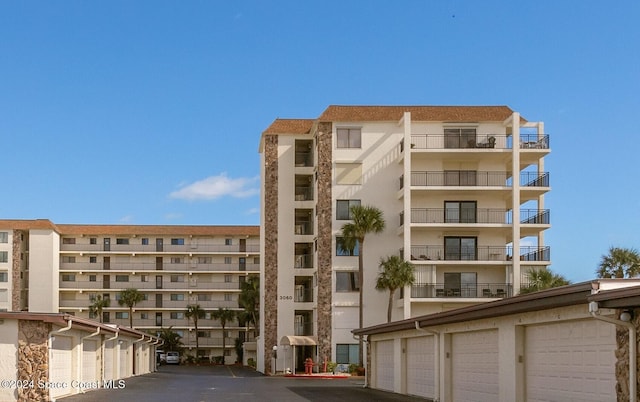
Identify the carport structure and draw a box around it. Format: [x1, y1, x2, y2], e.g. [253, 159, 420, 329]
[0, 312, 160, 401]
[354, 279, 640, 402]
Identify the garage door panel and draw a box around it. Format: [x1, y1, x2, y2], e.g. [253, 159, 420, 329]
[375, 340, 394, 392]
[406, 336, 435, 398]
[525, 320, 616, 402]
[82, 339, 98, 384]
[451, 330, 499, 402]
[50, 336, 73, 399]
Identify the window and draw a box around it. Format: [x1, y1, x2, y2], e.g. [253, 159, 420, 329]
[89, 238, 97, 245]
[116, 238, 129, 245]
[89, 275, 96, 282]
[0, 252, 7, 263]
[171, 238, 184, 245]
[444, 272, 477, 297]
[224, 350, 231, 357]
[170, 257, 183, 264]
[254, 257, 260, 264]
[61, 274, 76, 282]
[0, 232, 8, 243]
[89, 256, 97, 263]
[336, 272, 359, 292]
[336, 200, 361, 220]
[336, 237, 359, 256]
[170, 312, 185, 319]
[170, 275, 184, 283]
[224, 293, 232, 301]
[336, 344, 359, 364]
[337, 128, 361, 148]
[198, 257, 212, 264]
[225, 238, 232, 246]
[224, 275, 232, 283]
[155, 313, 162, 326]
[142, 238, 149, 245]
[197, 331, 210, 338]
[141, 275, 148, 282]
[62, 256, 76, 263]
[444, 128, 477, 148]
[335, 163, 362, 185]
[62, 238, 76, 245]
[197, 294, 211, 301]
[170, 294, 185, 301]
[141, 313, 148, 319]
[444, 201, 477, 223]
[0, 272, 7, 282]
[444, 237, 477, 260]
[115, 275, 129, 282]
[116, 312, 129, 319]
[224, 257, 232, 264]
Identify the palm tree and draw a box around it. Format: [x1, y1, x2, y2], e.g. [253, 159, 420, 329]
[158, 326, 183, 352]
[118, 288, 145, 328]
[185, 304, 205, 359]
[212, 308, 236, 364]
[238, 275, 259, 335]
[520, 268, 570, 294]
[596, 247, 640, 279]
[340, 204, 385, 366]
[89, 294, 110, 323]
[375, 255, 415, 323]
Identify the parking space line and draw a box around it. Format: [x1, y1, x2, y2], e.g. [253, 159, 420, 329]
[226, 365, 237, 378]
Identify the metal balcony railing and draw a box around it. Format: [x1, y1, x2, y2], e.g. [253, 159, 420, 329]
[59, 261, 259, 272]
[294, 221, 314, 235]
[410, 246, 550, 262]
[521, 172, 549, 187]
[406, 134, 549, 150]
[295, 151, 313, 167]
[294, 254, 313, 269]
[294, 186, 314, 201]
[411, 283, 513, 298]
[60, 243, 260, 253]
[519, 134, 550, 149]
[294, 288, 314, 303]
[294, 322, 314, 336]
[410, 171, 509, 187]
[407, 208, 550, 225]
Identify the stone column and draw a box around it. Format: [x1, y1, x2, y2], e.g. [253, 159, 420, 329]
[17, 320, 50, 402]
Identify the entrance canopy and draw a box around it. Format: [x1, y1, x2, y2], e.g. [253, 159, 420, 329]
[280, 336, 317, 346]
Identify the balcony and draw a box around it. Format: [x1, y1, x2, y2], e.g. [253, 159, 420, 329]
[411, 283, 513, 298]
[295, 140, 314, 167]
[294, 287, 313, 303]
[60, 243, 260, 253]
[294, 186, 314, 201]
[59, 280, 243, 290]
[409, 245, 550, 262]
[407, 134, 549, 150]
[407, 209, 550, 225]
[400, 171, 549, 189]
[294, 322, 314, 336]
[294, 254, 313, 269]
[59, 261, 259, 272]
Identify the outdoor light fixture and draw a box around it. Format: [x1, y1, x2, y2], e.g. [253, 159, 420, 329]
[620, 310, 633, 322]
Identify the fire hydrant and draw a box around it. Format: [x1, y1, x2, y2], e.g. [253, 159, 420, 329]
[304, 357, 314, 375]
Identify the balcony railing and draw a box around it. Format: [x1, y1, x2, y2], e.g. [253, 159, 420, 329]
[294, 221, 313, 235]
[60, 243, 260, 253]
[295, 151, 313, 167]
[411, 283, 513, 298]
[410, 245, 550, 262]
[407, 208, 550, 225]
[59, 262, 259, 272]
[521, 172, 549, 187]
[400, 171, 549, 189]
[294, 186, 314, 201]
[294, 322, 314, 336]
[59, 280, 243, 290]
[294, 288, 313, 303]
[294, 254, 313, 269]
[407, 134, 549, 150]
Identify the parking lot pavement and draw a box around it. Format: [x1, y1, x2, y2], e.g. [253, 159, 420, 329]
[60, 365, 429, 402]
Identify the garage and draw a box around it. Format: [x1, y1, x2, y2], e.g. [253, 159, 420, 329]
[451, 330, 499, 402]
[525, 319, 617, 401]
[374, 340, 395, 392]
[49, 335, 73, 400]
[103, 340, 115, 381]
[119, 341, 129, 378]
[405, 336, 435, 398]
[82, 339, 98, 385]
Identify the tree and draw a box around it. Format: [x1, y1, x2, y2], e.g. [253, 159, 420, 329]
[375, 255, 415, 323]
[185, 304, 206, 359]
[158, 326, 183, 352]
[89, 294, 110, 323]
[340, 204, 385, 367]
[520, 268, 570, 294]
[596, 247, 640, 279]
[212, 308, 236, 364]
[118, 288, 145, 328]
[238, 275, 259, 335]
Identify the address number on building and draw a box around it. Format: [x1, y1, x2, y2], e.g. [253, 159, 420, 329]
[279, 295, 293, 300]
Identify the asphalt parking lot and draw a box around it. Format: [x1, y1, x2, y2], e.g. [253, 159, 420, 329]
[60, 365, 429, 402]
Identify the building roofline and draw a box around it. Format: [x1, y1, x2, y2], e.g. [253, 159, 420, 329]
[354, 280, 640, 336]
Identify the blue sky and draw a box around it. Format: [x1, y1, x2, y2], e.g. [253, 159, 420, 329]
[1, 1, 639, 283]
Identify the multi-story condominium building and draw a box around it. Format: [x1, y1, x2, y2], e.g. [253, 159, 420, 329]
[258, 105, 551, 374]
[0, 219, 260, 363]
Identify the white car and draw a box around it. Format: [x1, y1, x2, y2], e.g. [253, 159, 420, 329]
[166, 351, 180, 364]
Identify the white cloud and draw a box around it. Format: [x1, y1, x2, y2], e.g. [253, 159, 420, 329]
[119, 215, 134, 223]
[169, 173, 259, 201]
[245, 207, 259, 215]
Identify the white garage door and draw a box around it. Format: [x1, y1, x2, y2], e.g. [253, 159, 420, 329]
[451, 330, 499, 402]
[50, 336, 73, 399]
[119, 341, 129, 379]
[82, 339, 98, 384]
[406, 336, 435, 398]
[375, 340, 395, 392]
[525, 320, 617, 401]
[103, 340, 115, 381]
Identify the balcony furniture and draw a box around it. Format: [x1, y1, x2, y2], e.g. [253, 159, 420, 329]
[482, 289, 491, 297]
[476, 136, 496, 148]
[496, 289, 506, 298]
